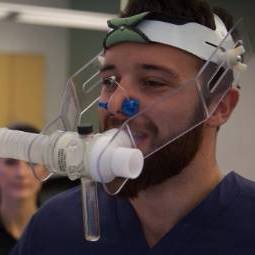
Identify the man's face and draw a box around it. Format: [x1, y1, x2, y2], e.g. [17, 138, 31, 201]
[99, 42, 205, 196]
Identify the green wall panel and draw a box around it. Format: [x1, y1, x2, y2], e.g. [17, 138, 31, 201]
[69, 0, 120, 75]
[208, 0, 255, 48]
[71, 0, 119, 14]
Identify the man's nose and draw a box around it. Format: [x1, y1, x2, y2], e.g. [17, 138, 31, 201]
[15, 161, 31, 177]
[106, 80, 140, 117]
[108, 85, 128, 115]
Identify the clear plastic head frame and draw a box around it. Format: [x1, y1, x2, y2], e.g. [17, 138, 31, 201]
[32, 18, 253, 192]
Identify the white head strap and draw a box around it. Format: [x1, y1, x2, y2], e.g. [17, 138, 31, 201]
[136, 14, 235, 64]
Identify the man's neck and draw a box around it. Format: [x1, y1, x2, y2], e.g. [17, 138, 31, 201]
[129, 161, 222, 247]
[0, 196, 38, 239]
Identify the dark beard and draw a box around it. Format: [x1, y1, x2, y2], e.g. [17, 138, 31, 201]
[117, 123, 204, 198]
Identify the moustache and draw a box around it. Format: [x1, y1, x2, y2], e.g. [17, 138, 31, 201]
[102, 113, 158, 137]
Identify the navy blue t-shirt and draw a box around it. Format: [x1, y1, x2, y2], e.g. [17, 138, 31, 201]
[11, 172, 255, 254]
[0, 219, 17, 255]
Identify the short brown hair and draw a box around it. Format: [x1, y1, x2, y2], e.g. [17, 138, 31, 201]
[121, 0, 237, 39]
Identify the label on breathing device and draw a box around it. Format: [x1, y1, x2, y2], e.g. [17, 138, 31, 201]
[58, 148, 67, 173]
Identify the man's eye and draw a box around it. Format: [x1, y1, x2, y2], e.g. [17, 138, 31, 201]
[101, 77, 117, 92]
[142, 79, 167, 87]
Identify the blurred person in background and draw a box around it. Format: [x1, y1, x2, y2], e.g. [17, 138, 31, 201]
[0, 123, 42, 255]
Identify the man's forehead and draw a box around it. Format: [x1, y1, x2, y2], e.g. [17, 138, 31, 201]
[101, 42, 201, 78]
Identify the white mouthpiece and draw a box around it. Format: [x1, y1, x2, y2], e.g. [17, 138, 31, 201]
[111, 147, 143, 179]
[89, 129, 144, 183]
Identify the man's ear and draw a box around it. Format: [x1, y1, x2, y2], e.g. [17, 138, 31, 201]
[205, 88, 239, 127]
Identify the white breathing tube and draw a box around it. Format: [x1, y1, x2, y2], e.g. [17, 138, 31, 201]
[0, 127, 144, 241]
[0, 127, 143, 182]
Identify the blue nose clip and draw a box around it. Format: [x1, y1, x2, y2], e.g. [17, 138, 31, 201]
[121, 98, 140, 117]
[98, 98, 140, 117]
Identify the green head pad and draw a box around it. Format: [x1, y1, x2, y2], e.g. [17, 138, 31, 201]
[103, 12, 151, 49]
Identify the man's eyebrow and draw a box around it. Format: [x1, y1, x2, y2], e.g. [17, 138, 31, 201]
[141, 64, 179, 79]
[99, 64, 116, 73]
[99, 63, 180, 80]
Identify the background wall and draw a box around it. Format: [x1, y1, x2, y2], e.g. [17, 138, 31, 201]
[0, 0, 70, 127]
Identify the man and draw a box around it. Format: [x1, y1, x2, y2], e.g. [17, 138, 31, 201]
[11, 0, 255, 254]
